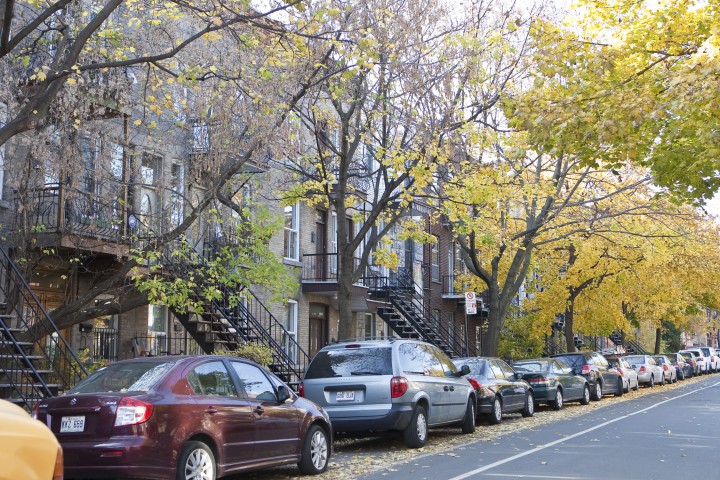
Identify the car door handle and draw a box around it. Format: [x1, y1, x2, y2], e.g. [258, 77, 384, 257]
[206, 407, 218, 414]
[254, 406, 265, 415]
[444, 386, 454, 392]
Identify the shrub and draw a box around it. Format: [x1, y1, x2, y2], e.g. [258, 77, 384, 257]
[214, 343, 274, 367]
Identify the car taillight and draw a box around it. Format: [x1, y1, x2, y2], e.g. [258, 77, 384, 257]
[639, 366, 646, 372]
[616, 368, 624, 376]
[299, 382, 305, 398]
[391, 376, 409, 398]
[114, 397, 153, 427]
[581, 365, 591, 375]
[467, 377, 482, 391]
[32, 402, 39, 420]
[663, 364, 668, 371]
[53, 446, 64, 480]
[528, 376, 550, 386]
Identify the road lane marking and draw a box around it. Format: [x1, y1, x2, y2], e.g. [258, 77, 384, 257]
[448, 382, 719, 480]
[484, 475, 583, 479]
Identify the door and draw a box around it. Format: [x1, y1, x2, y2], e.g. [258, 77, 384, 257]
[489, 360, 519, 409]
[498, 360, 526, 409]
[229, 361, 300, 460]
[432, 346, 468, 422]
[398, 343, 446, 425]
[308, 303, 328, 358]
[552, 359, 581, 400]
[188, 360, 256, 466]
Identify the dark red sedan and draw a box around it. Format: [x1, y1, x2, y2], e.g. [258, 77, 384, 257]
[34, 355, 332, 480]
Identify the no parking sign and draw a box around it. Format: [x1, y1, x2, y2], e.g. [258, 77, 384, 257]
[464, 291, 477, 315]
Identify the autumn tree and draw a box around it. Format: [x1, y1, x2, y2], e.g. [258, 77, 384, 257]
[508, 0, 720, 205]
[281, 0, 536, 341]
[1, 0, 344, 332]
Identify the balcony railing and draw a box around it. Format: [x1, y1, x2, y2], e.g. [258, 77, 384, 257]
[302, 253, 381, 287]
[442, 274, 468, 297]
[17, 184, 127, 243]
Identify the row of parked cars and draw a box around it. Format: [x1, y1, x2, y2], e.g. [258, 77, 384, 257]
[15, 339, 719, 480]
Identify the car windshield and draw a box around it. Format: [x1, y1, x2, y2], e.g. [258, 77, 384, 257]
[68, 361, 176, 393]
[624, 356, 646, 364]
[552, 355, 584, 370]
[512, 362, 545, 373]
[304, 347, 392, 379]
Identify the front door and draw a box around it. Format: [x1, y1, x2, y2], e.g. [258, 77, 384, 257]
[315, 211, 327, 280]
[308, 303, 328, 358]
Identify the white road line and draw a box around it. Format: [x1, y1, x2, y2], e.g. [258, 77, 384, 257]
[483, 474, 583, 479]
[447, 382, 719, 480]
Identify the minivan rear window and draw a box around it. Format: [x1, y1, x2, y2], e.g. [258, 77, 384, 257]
[304, 348, 393, 379]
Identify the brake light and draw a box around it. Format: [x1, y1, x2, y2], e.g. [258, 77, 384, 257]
[299, 382, 305, 398]
[528, 376, 550, 386]
[581, 365, 591, 375]
[114, 397, 153, 427]
[467, 377, 482, 391]
[53, 446, 63, 480]
[32, 402, 39, 420]
[639, 366, 646, 373]
[616, 368, 624, 376]
[663, 364, 668, 371]
[391, 376, 409, 398]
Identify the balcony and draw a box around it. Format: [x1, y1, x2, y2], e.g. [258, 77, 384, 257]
[14, 184, 128, 251]
[442, 274, 467, 299]
[301, 253, 379, 310]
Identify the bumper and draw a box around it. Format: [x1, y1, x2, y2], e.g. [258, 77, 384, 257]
[528, 387, 554, 403]
[61, 436, 174, 480]
[327, 403, 414, 433]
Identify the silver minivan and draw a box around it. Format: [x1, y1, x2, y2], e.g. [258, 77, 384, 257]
[300, 339, 476, 448]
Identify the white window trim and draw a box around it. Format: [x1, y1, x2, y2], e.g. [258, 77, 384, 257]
[284, 202, 300, 261]
[284, 300, 298, 363]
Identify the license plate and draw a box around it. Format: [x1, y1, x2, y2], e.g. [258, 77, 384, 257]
[60, 416, 85, 433]
[336, 391, 355, 401]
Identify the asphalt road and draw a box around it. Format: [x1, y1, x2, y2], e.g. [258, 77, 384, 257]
[360, 375, 720, 480]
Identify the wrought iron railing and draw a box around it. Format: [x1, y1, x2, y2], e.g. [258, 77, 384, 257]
[0, 246, 87, 408]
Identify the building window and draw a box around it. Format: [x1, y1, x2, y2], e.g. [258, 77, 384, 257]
[356, 313, 376, 339]
[148, 305, 168, 356]
[283, 301, 298, 362]
[431, 237, 440, 282]
[330, 212, 338, 273]
[284, 203, 299, 261]
[169, 162, 184, 229]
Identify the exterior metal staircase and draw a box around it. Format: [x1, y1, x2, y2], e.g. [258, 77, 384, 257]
[159, 244, 310, 389]
[369, 268, 465, 358]
[0, 246, 87, 411]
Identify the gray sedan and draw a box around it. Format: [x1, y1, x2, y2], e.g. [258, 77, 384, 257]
[622, 355, 664, 387]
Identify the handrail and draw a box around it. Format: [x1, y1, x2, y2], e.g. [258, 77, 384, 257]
[0, 245, 88, 402]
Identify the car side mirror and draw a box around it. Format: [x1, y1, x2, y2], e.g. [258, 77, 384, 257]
[277, 385, 292, 403]
[451, 365, 471, 377]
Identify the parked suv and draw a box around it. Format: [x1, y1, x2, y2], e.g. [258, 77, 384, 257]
[550, 352, 623, 400]
[301, 339, 476, 448]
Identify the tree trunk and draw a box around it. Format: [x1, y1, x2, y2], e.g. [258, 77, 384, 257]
[336, 247, 355, 342]
[564, 302, 576, 352]
[654, 327, 662, 354]
[483, 284, 502, 357]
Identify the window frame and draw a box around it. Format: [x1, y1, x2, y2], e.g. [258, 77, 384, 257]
[284, 202, 300, 261]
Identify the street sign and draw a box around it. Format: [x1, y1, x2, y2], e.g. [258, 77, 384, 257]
[465, 292, 477, 315]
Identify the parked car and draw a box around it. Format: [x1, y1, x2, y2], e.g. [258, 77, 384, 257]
[511, 358, 591, 410]
[452, 357, 534, 422]
[35, 355, 332, 480]
[1, 398, 63, 480]
[652, 355, 678, 384]
[606, 356, 640, 392]
[622, 355, 664, 387]
[550, 352, 624, 400]
[678, 351, 700, 377]
[665, 353, 693, 380]
[697, 346, 719, 373]
[301, 339, 475, 449]
[680, 349, 709, 374]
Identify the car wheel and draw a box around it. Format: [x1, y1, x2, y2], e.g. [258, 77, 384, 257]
[679, 370, 685, 381]
[592, 381, 603, 401]
[461, 399, 476, 434]
[580, 384, 591, 405]
[550, 389, 563, 410]
[404, 405, 428, 448]
[521, 392, 535, 417]
[660, 373, 666, 386]
[177, 441, 215, 480]
[648, 375, 655, 388]
[624, 379, 630, 393]
[672, 372, 677, 383]
[615, 378, 623, 397]
[488, 396, 503, 425]
[298, 424, 330, 474]
[633, 379, 639, 391]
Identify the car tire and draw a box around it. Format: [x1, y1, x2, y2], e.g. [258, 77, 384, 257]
[461, 399, 476, 434]
[633, 379, 639, 391]
[592, 381, 603, 401]
[521, 392, 535, 417]
[176, 441, 216, 480]
[298, 424, 330, 475]
[488, 396, 503, 425]
[550, 389, 563, 410]
[404, 405, 429, 448]
[580, 384, 591, 405]
[648, 375, 655, 388]
[660, 373, 666, 386]
[679, 370, 685, 381]
[615, 378, 623, 397]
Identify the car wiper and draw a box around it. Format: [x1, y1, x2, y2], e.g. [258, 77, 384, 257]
[350, 371, 384, 376]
